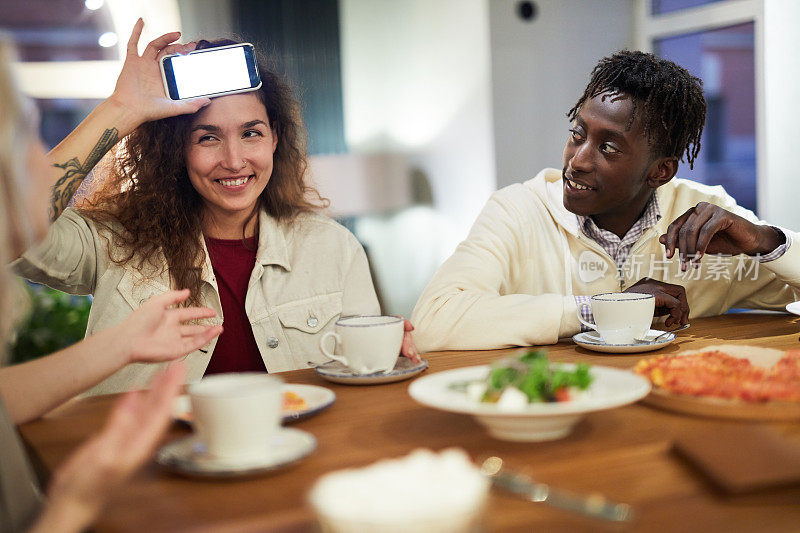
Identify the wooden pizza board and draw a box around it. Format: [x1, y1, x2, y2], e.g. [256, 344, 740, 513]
[641, 344, 800, 421]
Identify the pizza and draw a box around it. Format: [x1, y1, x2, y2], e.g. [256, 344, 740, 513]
[634, 349, 800, 402]
[282, 390, 308, 411]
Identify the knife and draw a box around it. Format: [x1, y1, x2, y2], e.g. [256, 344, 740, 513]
[481, 456, 635, 523]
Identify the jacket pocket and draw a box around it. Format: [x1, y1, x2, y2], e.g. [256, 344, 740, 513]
[117, 268, 171, 310]
[276, 292, 343, 334]
[275, 292, 343, 364]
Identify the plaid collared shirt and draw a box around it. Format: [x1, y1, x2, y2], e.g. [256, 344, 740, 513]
[574, 194, 790, 331]
[578, 194, 662, 275]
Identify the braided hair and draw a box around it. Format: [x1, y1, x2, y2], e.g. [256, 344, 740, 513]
[567, 50, 706, 169]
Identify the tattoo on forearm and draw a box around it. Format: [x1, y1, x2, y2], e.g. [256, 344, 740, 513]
[50, 128, 118, 220]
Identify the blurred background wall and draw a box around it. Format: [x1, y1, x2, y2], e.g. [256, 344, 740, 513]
[3, 0, 799, 321]
[490, 0, 633, 188]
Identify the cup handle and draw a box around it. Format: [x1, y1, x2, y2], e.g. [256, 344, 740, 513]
[319, 331, 349, 366]
[576, 303, 598, 331]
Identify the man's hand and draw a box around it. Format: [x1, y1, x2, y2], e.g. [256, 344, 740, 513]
[660, 202, 784, 270]
[625, 278, 689, 328]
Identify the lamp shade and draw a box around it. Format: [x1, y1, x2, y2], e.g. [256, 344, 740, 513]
[309, 152, 412, 217]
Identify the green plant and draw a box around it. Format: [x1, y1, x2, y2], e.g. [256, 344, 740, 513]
[7, 283, 91, 364]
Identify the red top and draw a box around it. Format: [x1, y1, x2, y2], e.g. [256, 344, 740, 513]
[203, 236, 266, 375]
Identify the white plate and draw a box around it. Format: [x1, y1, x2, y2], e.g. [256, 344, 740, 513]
[786, 301, 800, 316]
[156, 427, 316, 478]
[572, 329, 676, 354]
[315, 357, 428, 385]
[408, 364, 650, 442]
[173, 384, 336, 425]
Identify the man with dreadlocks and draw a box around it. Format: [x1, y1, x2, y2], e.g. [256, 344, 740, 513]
[410, 50, 800, 352]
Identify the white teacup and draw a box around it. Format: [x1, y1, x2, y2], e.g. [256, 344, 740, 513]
[577, 292, 655, 344]
[188, 373, 282, 463]
[319, 315, 404, 374]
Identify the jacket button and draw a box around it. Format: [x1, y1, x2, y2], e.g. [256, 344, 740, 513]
[307, 316, 319, 328]
[267, 337, 279, 349]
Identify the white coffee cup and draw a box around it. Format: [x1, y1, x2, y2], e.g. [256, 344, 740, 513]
[577, 292, 655, 344]
[319, 315, 404, 374]
[188, 373, 282, 463]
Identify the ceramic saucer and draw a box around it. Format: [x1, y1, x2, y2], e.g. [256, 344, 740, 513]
[572, 329, 676, 354]
[315, 357, 428, 385]
[173, 384, 335, 426]
[156, 427, 316, 478]
[786, 301, 800, 316]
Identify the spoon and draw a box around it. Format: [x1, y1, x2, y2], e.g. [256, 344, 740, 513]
[636, 323, 690, 343]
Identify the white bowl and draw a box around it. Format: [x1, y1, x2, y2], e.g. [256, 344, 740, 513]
[408, 364, 651, 442]
[313, 508, 485, 533]
[309, 448, 488, 533]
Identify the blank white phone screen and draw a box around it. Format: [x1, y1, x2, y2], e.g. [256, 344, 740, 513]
[171, 47, 251, 99]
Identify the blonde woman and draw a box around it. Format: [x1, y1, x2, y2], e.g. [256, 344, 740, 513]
[0, 38, 222, 532]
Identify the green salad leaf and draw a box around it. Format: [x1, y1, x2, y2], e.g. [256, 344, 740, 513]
[449, 350, 594, 404]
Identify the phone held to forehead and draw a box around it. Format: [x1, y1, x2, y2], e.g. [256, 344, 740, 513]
[160, 43, 261, 100]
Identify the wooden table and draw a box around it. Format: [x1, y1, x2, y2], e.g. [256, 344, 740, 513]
[19, 314, 800, 532]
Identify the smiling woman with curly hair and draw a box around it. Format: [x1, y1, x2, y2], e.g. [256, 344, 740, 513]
[13, 21, 418, 395]
[81, 38, 322, 307]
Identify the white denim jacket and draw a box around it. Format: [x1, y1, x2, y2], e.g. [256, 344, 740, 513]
[12, 208, 380, 395]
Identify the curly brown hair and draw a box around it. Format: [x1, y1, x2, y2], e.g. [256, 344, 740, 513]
[80, 40, 327, 305]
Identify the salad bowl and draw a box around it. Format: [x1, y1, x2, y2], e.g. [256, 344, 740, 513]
[408, 364, 650, 441]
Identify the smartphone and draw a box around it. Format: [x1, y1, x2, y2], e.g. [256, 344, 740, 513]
[160, 43, 261, 100]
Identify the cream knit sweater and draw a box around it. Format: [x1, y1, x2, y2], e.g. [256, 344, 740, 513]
[411, 169, 800, 352]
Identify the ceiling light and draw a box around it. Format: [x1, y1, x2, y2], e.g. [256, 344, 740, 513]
[98, 32, 118, 48]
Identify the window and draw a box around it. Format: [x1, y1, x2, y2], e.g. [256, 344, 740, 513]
[636, 0, 761, 214]
[652, 0, 726, 15]
[655, 22, 756, 211]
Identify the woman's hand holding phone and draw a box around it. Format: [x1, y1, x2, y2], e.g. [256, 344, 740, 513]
[44, 19, 211, 221]
[107, 18, 210, 130]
